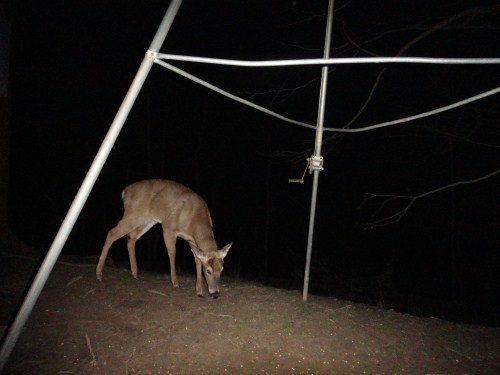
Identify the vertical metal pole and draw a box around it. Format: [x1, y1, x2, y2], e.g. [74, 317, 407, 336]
[0, 1, 183, 370]
[303, 0, 334, 301]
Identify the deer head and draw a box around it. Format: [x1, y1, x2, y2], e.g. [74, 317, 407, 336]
[191, 243, 232, 299]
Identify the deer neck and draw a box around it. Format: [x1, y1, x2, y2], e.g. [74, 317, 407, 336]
[193, 225, 218, 253]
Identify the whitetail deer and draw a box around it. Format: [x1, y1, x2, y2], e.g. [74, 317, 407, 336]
[96, 179, 232, 298]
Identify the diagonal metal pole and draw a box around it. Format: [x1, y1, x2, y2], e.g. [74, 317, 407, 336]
[0, 0, 183, 370]
[303, 0, 335, 301]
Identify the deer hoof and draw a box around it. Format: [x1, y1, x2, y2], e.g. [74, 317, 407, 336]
[96, 274, 103, 282]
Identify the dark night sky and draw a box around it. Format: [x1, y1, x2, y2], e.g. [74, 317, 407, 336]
[5, 0, 500, 325]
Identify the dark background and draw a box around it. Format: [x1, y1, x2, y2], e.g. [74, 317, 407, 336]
[3, 1, 500, 325]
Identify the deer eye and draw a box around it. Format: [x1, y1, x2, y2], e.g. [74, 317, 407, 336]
[206, 268, 213, 275]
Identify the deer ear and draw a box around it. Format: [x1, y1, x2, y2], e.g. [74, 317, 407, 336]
[190, 245, 209, 262]
[219, 243, 232, 258]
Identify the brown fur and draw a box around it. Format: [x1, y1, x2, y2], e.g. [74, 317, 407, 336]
[96, 180, 232, 298]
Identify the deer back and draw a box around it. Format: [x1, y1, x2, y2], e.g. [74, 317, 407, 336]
[123, 180, 217, 252]
[122, 180, 180, 218]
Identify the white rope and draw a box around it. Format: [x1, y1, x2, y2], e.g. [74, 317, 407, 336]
[154, 59, 500, 133]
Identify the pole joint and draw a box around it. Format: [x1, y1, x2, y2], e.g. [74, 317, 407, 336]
[146, 50, 158, 61]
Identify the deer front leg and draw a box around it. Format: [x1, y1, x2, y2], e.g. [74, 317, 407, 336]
[194, 256, 203, 297]
[163, 231, 179, 288]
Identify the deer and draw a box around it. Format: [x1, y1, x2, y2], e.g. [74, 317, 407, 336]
[96, 179, 232, 299]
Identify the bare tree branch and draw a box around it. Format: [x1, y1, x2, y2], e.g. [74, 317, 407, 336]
[323, 5, 500, 149]
[236, 74, 322, 103]
[355, 8, 494, 121]
[362, 167, 500, 229]
[422, 126, 500, 148]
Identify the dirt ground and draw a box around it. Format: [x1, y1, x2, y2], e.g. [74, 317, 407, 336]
[1, 250, 499, 375]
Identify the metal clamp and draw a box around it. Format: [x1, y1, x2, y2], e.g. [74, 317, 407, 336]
[308, 155, 324, 173]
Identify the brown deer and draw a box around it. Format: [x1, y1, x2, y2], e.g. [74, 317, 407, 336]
[96, 179, 232, 298]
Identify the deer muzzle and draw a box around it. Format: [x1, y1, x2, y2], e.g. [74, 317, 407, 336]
[210, 291, 220, 299]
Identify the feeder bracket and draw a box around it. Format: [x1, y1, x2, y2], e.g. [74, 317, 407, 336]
[308, 155, 324, 173]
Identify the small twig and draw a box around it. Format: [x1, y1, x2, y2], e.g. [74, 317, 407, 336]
[85, 333, 98, 366]
[209, 313, 234, 318]
[84, 288, 95, 297]
[125, 347, 136, 375]
[446, 346, 474, 361]
[328, 305, 354, 321]
[56, 260, 94, 268]
[148, 289, 168, 297]
[66, 275, 83, 287]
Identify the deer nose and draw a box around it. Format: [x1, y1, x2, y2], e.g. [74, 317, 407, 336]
[211, 291, 219, 299]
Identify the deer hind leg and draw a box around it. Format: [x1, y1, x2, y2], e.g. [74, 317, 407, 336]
[163, 229, 179, 288]
[96, 217, 146, 281]
[126, 220, 157, 279]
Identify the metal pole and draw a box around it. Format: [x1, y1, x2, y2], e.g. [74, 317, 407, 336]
[303, 0, 334, 301]
[0, 0, 183, 370]
[156, 54, 500, 67]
